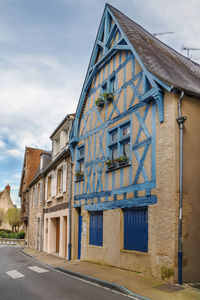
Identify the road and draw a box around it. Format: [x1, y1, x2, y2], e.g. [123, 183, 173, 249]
[0, 246, 134, 300]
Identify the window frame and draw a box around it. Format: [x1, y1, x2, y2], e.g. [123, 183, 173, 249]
[77, 145, 85, 173]
[108, 121, 131, 161]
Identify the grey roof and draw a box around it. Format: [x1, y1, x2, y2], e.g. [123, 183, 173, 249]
[109, 4, 200, 97]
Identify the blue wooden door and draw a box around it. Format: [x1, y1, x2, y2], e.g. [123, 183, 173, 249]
[78, 214, 82, 259]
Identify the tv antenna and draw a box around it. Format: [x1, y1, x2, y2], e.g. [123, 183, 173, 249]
[181, 46, 200, 58]
[153, 31, 174, 37]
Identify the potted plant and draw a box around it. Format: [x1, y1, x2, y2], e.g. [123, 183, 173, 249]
[105, 158, 117, 169]
[102, 92, 114, 102]
[95, 96, 105, 107]
[117, 155, 129, 166]
[75, 170, 84, 180]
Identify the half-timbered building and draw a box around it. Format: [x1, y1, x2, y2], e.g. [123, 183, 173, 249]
[70, 4, 200, 283]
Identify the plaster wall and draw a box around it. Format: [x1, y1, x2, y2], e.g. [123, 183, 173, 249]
[181, 95, 200, 282]
[44, 209, 69, 258]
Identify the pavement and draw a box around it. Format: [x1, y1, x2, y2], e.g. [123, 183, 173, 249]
[22, 247, 200, 300]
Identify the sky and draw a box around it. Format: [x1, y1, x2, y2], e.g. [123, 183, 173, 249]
[0, 0, 200, 207]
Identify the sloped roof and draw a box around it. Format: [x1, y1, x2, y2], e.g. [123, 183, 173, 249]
[109, 4, 200, 97]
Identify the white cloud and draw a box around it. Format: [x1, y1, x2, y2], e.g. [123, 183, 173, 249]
[6, 149, 22, 158]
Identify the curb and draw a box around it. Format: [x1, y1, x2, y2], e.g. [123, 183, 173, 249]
[55, 267, 151, 300]
[20, 249, 151, 300]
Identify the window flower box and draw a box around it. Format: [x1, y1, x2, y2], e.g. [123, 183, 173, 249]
[95, 97, 105, 107]
[102, 92, 114, 102]
[105, 158, 117, 170]
[75, 171, 84, 180]
[117, 156, 129, 166]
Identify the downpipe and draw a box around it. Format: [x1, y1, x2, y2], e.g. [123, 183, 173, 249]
[68, 161, 74, 260]
[176, 90, 187, 285]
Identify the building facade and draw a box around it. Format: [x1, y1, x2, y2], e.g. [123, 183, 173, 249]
[19, 147, 46, 237]
[43, 114, 74, 259]
[0, 184, 15, 230]
[70, 4, 200, 283]
[28, 152, 51, 250]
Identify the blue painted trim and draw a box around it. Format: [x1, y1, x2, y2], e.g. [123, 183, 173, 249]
[97, 40, 104, 48]
[151, 102, 156, 183]
[105, 23, 117, 47]
[106, 6, 156, 88]
[84, 195, 157, 211]
[74, 191, 111, 200]
[88, 54, 132, 96]
[114, 45, 130, 50]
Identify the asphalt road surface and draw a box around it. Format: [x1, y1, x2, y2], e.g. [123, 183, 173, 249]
[0, 246, 135, 300]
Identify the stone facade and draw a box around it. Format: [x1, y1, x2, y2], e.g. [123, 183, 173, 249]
[0, 184, 15, 230]
[43, 114, 74, 259]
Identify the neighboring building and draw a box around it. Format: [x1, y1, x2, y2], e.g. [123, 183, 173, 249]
[28, 152, 51, 250]
[43, 114, 74, 258]
[19, 147, 47, 238]
[0, 184, 15, 230]
[70, 4, 200, 283]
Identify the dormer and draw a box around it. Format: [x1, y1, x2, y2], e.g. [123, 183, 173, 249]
[50, 114, 75, 158]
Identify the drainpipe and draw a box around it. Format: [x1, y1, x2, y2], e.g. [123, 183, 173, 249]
[68, 161, 74, 260]
[176, 90, 187, 285]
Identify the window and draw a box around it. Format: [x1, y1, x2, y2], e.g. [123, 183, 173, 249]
[110, 76, 116, 93]
[77, 146, 84, 172]
[124, 208, 148, 252]
[108, 121, 131, 161]
[57, 167, 63, 195]
[47, 175, 52, 199]
[37, 183, 40, 203]
[89, 211, 103, 246]
[101, 82, 107, 94]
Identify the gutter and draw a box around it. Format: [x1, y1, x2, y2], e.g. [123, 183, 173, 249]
[176, 90, 187, 284]
[68, 161, 74, 260]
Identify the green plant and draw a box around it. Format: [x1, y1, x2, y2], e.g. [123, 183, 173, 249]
[75, 170, 84, 177]
[105, 158, 112, 166]
[6, 207, 21, 232]
[105, 158, 117, 168]
[161, 266, 174, 281]
[102, 92, 114, 101]
[117, 155, 128, 162]
[0, 230, 25, 239]
[95, 97, 105, 107]
[0, 208, 5, 227]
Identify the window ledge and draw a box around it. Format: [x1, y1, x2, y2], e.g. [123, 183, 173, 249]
[75, 178, 84, 182]
[120, 249, 148, 255]
[55, 194, 63, 199]
[106, 163, 132, 172]
[88, 244, 103, 249]
[46, 199, 52, 203]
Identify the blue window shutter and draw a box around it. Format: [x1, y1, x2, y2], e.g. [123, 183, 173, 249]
[124, 208, 148, 252]
[89, 211, 103, 246]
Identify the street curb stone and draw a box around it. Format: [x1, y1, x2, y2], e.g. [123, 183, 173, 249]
[20, 249, 150, 300]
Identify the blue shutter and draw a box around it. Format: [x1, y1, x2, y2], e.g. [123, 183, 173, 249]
[124, 208, 148, 252]
[89, 211, 103, 246]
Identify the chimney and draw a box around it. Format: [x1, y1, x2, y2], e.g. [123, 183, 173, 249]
[5, 184, 10, 195]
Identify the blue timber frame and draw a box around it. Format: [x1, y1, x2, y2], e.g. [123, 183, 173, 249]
[70, 4, 168, 213]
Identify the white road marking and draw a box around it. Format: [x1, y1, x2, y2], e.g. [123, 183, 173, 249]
[28, 266, 49, 273]
[6, 270, 25, 279]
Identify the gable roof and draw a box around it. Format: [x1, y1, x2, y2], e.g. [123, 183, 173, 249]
[108, 4, 200, 97]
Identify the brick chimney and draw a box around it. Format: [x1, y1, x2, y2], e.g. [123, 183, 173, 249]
[5, 184, 10, 195]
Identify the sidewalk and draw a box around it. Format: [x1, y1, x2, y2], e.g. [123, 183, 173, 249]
[21, 248, 200, 300]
